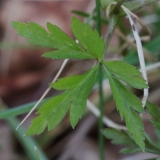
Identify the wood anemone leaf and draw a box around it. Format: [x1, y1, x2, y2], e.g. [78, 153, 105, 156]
[103, 65, 145, 150]
[26, 65, 98, 135]
[104, 61, 148, 89]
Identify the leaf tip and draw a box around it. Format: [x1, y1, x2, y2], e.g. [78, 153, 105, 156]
[70, 120, 77, 129]
[71, 15, 76, 20]
[46, 22, 52, 28]
[71, 16, 80, 24]
[10, 21, 18, 27]
[10, 21, 14, 25]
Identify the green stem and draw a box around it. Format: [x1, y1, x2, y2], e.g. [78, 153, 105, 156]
[98, 64, 104, 160]
[95, 0, 104, 160]
[96, 1, 126, 159]
[96, 0, 101, 35]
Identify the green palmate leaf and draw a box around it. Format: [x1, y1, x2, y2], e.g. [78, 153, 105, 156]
[71, 16, 104, 59]
[103, 65, 145, 150]
[104, 61, 148, 89]
[27, 65, 98, 135]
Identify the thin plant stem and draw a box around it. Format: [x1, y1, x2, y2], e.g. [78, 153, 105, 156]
[96, 0, 101, 35]
[95, 0, 105, 159]
[98, 64, 105, 160]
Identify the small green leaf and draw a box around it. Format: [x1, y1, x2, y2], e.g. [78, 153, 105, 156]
[27, 65, 98, 135]
[101, 128, 136, 146]
[71, 16, 104, 59]
[104, 65, 145, 150]
[42, 47, 95, 60]
[104, 61, 148, 89]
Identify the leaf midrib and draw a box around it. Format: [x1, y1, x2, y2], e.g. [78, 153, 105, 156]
[57, 47, 97, 58]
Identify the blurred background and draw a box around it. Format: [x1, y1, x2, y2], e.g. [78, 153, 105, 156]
[0, 0, 160, 160]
